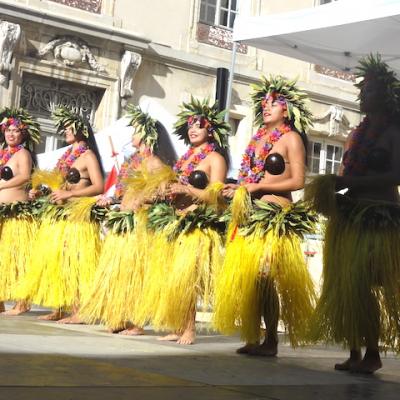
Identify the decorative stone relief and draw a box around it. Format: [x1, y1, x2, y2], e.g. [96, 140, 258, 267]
[48, 0, 102, 14]
[120, 50, 142, 100]
[313, 105, 351, 137]
[314, 64, 355, 82]
[0, 20, 21, 87]
[197, 23, 247, 54]
[20, 73, 102, 125]
[38, 36, 106, 73]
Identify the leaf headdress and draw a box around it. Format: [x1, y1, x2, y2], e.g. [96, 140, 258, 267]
[52, 106, 90, 138]
[173, 97, 231, 148]
[251, 75, 313, 133]
[125, 104, 159, 151]
[355, 53, 400, 115]
[0, 107, 41, 151]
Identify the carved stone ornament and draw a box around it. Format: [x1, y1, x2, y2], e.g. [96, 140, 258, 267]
[313, 105, 351, 137]
[0, 20, 21, 87]
[120, 50, 142, 99]
[38, 35, 106, 73]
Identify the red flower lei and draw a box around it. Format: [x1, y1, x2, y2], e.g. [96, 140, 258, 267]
[173, 142, 216, 184]
[237, 124, 290, 184]
[56, 143, 89, 177]
[114, 149, 151, 199]
[0, 145, 24, 168]
[342, 117, 387, 176]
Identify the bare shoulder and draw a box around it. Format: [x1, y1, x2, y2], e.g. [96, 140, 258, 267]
[16, 147, 32, 160]
[208, 151, 226, 164]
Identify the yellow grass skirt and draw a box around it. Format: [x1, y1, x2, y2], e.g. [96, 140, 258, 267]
[17, 199, 100, 309]
[213, 219, 316, 346]
[312, 196, 400, 351]
[79, 210, 148, 329]
[0, 216, 37, 300]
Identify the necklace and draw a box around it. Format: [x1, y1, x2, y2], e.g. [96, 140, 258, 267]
[173, 142, 216, 184]
[0, 145, 24, 168]
[56, 143, 88, 177]
[237, 124, 290, 184]
[342, 117, 387, 176]
[114, 148, 152, 199]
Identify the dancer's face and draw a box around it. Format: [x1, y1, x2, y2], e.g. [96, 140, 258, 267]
[262, 96, 287, 126]
[5, 125, 24, 147]
[64, 126, 76, 144]
[188, 120, 209, 147]
[132, 133, 142, 149]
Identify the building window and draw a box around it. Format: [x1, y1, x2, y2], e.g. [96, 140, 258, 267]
[308, 140, 343, 174]
[200, 0, 239, 29]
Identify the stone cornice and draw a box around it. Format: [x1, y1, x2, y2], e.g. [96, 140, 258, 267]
[0, 1, 150, 50]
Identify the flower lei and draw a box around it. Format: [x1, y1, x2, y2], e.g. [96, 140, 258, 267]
[173, 142, 216, 184]
[56, 143, 89, 178]
[342, 117, 385, 176]
[114, 148, 151, 199]
[237, 124, 290, 184]
[0, 145, 24, 168]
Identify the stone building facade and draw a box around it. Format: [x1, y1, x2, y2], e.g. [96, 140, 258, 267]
[0, 0, 360, 175]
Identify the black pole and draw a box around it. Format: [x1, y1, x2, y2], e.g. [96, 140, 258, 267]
[215, 67, 229, 112]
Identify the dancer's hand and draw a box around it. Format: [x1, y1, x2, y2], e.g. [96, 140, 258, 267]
[167, 183, 191, 195]
[50, 189, 72, 203]
[222, 183, 238, 198]
[28, 189, 39, 200]
[96, 195, 113, 206]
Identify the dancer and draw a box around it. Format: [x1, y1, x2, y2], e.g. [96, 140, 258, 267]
[213, 76, 317, 356]
[20, 107, 104, 322]
[0, 108, 40, 315]
[79, 105, 174, 335]
[140, 97, 230, 345]
[306, 54, 400, 374]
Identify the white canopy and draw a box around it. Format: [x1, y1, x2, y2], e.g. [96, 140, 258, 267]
[233, 0, 400, 74]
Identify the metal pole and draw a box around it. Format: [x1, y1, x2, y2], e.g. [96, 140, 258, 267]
[224, 41, 238, 122]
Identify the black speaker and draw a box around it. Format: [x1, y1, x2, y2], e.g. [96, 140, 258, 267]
[215, 67, 229, 112]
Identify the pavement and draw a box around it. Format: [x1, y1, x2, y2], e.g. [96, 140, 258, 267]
[0, 306, 399, 400]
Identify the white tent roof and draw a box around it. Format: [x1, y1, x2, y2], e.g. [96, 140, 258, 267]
[233, 0, 400, 74]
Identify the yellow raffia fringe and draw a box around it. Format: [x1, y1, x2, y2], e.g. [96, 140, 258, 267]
[132, 229, 175, 327]
[204, 182, 226, 211]
[31, 169, 64, 191]
[65, 197, 97, 222]
[312, 210, 400, 352]
[80, 209, 149, 329]
[213, 224, 316, 346]
[149, 227, 224, 332]
[17, 201, 100, 309]
[123, 163, 176, 204]
[230, 186, 252, 226]
[304, 174, 337, 217]
[0, 218, 37, 300]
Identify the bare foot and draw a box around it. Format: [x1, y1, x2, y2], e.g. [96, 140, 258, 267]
[107, 323, 133, 334]
[248, 341, 278, 357]
[177, 327, 195, 345]
[157, 333, 180, 342]
[335, 350, 362, 371]
[236, 343, 259, 354]
[2, 301, 31, 316]
[350, 350, 382, 374]
[57, 314, 85, 324]
[0, 302, 5, 313]
[119, 327, 145, 336]
[38, 310, 67, 321]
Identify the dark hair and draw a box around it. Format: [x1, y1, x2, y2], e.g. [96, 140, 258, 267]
[76, 122, 105, 178]
[153, 122, 177, 167]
